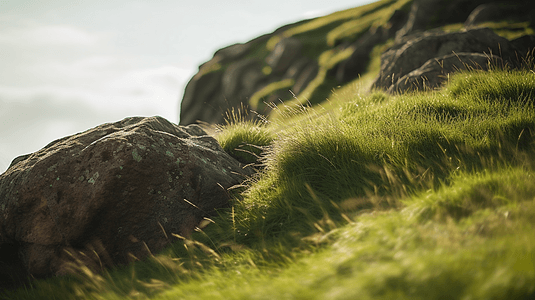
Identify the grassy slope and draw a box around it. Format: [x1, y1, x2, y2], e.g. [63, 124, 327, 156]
[5, 64, 535, 300]
[3, 3, 535, 300]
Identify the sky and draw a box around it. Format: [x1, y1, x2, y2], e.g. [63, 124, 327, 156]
[0, 0, 374, 173]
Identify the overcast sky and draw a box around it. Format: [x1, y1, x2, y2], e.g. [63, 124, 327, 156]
[0, 0, 374, 173]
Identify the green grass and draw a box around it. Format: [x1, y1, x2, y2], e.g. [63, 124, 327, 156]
[4, 62, 535, 300]
[5, 0, 535, 296]
[215, 108, 275, 166]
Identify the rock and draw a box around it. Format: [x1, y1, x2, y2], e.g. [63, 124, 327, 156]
[293, 62, 319, 95]
[283, 57, 311, 80]
[266, 38, 303, 74]
[395, 0, 488, 40]
[180, 70, 222, 125]
[214, 43, 252, 63]
[465, 2, 535, 28]
[336, 27, 389, 83]
[387, 53, 502, 93]
[179, 38, 267, 126]
[0, 116, 253, 287]
[465, 3, 504, 28]
[334, 7, 411, 84]
[178, 0, 535, 125]
[373, 28, 517, 92]
[241, 65, 267, 94]
[222, 58, 262, 97]
[282, 57, 318, 94]
[511, 35, 535, 58]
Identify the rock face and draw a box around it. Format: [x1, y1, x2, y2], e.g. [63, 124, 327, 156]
[373, 27, 525, 92]
[387, 53, 502, 93]
[179, 33, 317, 126]
[0, 116, 253, 287]
[178, 0, 535, 124]
[266, 38, 303, 75]
[395, 0, 489, 40]
[465, 2, 535, 29]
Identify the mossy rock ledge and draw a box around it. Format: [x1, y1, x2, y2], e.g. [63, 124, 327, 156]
[179, 0, 535, 125]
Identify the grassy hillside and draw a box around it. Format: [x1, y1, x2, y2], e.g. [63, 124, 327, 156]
[4, 61, 535, 300]
[4, 1, 535, 299]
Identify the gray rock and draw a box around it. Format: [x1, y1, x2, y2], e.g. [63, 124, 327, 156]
[388, 52, 502, 93]
[373, 28, 516, 91]
[214, 43, 251, 63]
[465, 2, 535, 29]
[180, 70, 222, 125]
[395, 0, 488, 41]
[511, 35, 535, 59]
[222, 58, 262, 97]
[336, 26, 389, 83]
[465, 3, 504, 28]
[283, 57, 311, 80]
[293, 62, 319, 95]
[0, 116, 253, 287]
[241, 66, 266, 94]
[266, 38, 302, 74]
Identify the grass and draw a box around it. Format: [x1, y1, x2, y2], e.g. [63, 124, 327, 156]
[4, 61, 535, 300]
[4, 0, 535, 297]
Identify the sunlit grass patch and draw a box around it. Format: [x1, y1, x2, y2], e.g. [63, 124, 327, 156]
[215, 121, 274, 166]
[406, 167, 535, 221]
[214, 108, 275, 166]
[447, 68, 535, 103]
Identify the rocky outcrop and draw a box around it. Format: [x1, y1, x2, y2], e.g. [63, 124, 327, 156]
[266, 38, 303, 75]
[373, 27, 523, 92]
[373, 27, 534, 93]
[179, 33, 317, 125]
[387, 53, 502, 93]
[465, 2, 535, 29]
[395, 0, 490, 40]
[0, 116, 253, 287]
[179, 0, 535, 124]
[289, 57, 319, 95]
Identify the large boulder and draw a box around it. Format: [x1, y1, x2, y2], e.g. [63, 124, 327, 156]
[387, 52, 502, 93]
[373, 28, 522, 92]
[0, 116, 253, 287]
[511, 34, 535, 57]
